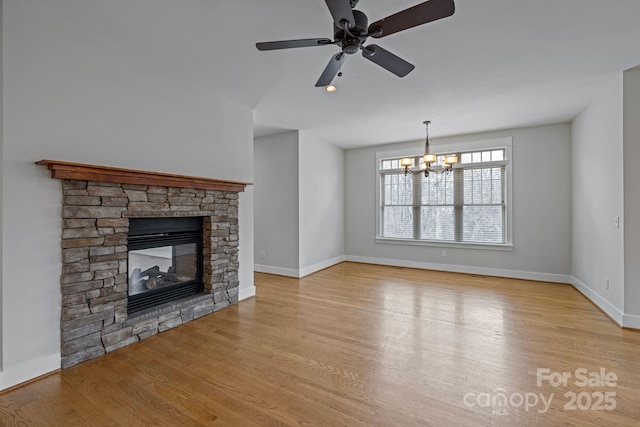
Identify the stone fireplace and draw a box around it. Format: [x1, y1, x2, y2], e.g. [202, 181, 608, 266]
[37, 160, 249, 368]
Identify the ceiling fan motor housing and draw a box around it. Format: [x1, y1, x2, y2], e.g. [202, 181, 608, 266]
[335, 10, 369, 54]
[350, 10, 368, 36]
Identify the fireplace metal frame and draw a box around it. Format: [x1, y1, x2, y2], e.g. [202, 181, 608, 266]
[127, 217, 204, 314]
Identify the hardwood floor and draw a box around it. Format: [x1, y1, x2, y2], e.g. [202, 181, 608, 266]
[2, 262, 640, 426]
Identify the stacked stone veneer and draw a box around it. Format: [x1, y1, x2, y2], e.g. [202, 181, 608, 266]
[60, 180, 239, 368]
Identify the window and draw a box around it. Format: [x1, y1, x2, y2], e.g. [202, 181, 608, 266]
[377, 138, 512, 248]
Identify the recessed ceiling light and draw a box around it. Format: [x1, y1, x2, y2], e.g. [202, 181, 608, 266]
[324, 85, 337, 93]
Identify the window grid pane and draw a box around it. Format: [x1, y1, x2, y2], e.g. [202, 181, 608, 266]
[383, 206, 413, 238]
[459, 149, 505, 164]
[383, 174, 413, 205]
[421, 173, 453, 205]
[421, 206, 455, 240]
[463, 206, 504, 243]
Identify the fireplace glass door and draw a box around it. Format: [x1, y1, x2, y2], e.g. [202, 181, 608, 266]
[127, 217, 203, 314]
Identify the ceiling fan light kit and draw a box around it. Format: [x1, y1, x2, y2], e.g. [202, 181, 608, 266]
[256, 0, 455, 87]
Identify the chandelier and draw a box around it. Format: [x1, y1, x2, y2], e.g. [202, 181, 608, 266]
[400, 121, 458, 176]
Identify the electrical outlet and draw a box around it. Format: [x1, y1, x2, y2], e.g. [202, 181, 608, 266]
[260, 250, 266, 259]
[605, 277, 610, 290]
[441, 250, 447, 258]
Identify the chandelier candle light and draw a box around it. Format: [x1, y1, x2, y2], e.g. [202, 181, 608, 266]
[400, 121, 458, 176]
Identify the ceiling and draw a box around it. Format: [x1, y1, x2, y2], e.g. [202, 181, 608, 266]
[250, 0, 640, 147]
[19, 0, 640, 148]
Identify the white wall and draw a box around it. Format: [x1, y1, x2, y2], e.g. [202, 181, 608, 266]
[0, 0, 4, 372]
[298, 131, 345, 274]
[571, 74, 625, 320]
[254, 131, 300, 272]
[623, 67, 640, 322]
[1, 1, 254, 389]
[345, 123, 572, 281]
[254, 131, 345, 277]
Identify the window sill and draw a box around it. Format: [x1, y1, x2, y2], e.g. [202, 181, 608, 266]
[375, 237, 514, 251]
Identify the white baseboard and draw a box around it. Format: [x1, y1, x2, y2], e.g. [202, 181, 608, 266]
[623, 313, 640, 329]
[254, 264, 300, 278]
[239, 285, 256, 301]
[345, 255, 571, 284]
[0, 353, 61, 391]
[299, 256, 346, 278]
[570, 276, 624, 326]
[255, 256, 346, 279]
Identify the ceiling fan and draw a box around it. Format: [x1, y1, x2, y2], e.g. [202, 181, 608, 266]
[256, 0, 455, 87]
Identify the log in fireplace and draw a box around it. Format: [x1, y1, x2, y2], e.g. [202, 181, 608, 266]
[127, 217, 204, 314]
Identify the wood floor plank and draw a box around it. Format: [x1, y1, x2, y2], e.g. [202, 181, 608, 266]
[2, 262, 640, 426]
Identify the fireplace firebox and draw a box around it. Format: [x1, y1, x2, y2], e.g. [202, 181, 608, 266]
[127, 217, 204, 314]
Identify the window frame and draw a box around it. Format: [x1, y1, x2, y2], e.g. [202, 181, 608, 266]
[375, 137, 514, 251]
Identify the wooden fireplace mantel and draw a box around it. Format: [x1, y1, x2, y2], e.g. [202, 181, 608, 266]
[36, 160, 251, 192]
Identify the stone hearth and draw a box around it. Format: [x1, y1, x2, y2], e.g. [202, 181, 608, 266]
[37, 161, 249, 368]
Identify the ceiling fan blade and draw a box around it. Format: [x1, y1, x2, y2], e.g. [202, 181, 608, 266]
[315, 53, 347, 87]
[256, 38, 333, 51]
[368, 0, 455, 38]
[361, 45, 415, 77]
[324, 0, 355, 28]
